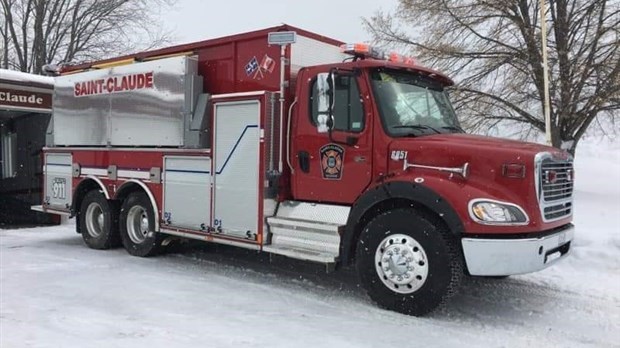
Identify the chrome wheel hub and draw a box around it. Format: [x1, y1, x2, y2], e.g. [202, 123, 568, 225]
[85, 202, 104, 237]
[374, 234, 429, 294]
[127, 205, 149, 244]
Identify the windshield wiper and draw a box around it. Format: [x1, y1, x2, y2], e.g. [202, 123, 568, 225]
[393, 124, 441, 134]
[441, 125, 465, 133]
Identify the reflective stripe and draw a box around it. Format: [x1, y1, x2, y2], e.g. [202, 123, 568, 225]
[81, 168, 107, 176]
[118, 170, 150, 180]
[80, 167, 151, 180]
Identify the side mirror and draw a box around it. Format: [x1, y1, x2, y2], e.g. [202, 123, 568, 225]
[327, 69, 335, 132]
[326, 115, 334, 129]
[315, 72, 335, 134]
[317, 113, 329, 133]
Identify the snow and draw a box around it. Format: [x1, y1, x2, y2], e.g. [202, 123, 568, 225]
[1, 139, 619, 347]
[0, 69, 53, 86]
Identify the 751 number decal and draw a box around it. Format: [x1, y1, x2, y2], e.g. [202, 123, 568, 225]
[391, 150, 408, 161]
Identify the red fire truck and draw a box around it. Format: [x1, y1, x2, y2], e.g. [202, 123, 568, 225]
[34, 25, 574, 316]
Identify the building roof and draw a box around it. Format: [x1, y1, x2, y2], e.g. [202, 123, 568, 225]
[0, 69, 54, 115]
[0, 69, 54, 87]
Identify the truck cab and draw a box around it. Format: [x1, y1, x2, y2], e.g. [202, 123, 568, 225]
[290, 53, 573, 235]
[290, 58, 457, 203]
[283, 46, 573, 314]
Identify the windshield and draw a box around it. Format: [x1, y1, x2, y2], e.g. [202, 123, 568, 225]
[370, 68, 462, 137]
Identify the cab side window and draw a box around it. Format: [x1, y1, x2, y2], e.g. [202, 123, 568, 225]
[310, 74, 364, 132]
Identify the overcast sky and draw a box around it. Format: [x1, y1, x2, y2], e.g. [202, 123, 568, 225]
[164, 0, 396, 45]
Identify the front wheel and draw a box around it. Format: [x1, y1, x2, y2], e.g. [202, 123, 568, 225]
[356, 208, 463, 316]
[119, 192, 162, 257]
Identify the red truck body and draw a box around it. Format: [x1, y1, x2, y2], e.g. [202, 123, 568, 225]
[35, 25, 574, 316]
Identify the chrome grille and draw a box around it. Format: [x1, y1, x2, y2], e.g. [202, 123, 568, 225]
[543, 202, 572, 220]
[535, 153, 574, 221]
[540, 160, 573, 202]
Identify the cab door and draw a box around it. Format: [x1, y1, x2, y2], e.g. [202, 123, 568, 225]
[291, 68, 373, 204]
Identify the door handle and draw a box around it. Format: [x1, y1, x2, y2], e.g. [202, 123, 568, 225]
[298, 151, 310, 173]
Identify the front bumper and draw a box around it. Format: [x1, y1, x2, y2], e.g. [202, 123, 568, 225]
[461, 224, 574, 276]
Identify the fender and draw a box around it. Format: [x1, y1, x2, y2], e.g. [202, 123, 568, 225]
[340, 181, 464, 265]
[82, 175, 110, 199]
[115, 179, 160, 232]
[71, 175, 110, 213]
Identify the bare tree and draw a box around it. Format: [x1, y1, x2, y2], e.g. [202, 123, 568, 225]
[365, 0, 619, 155]
[0, 0, 176, 74]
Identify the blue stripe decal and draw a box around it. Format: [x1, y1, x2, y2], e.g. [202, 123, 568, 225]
[165, 169, 210, 174]
[216, 125, 258, 175]
[46, 163, 71, 166]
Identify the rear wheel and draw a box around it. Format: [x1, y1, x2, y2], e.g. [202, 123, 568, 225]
[119, 192, 162, 257]
[79, 190, 119, 249]
[356, 208, 463, 316]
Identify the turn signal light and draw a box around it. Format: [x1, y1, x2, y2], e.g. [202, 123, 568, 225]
[502, 163, 526, 178]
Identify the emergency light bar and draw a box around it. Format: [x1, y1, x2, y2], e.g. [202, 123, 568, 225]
[340, 43, 417, 65]
[387, 52, 416, 65]
[340, 43, 385, 60]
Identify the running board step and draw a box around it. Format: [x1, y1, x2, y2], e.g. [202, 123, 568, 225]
[261, 245, 337, 263]
[264, 216, 343, 264]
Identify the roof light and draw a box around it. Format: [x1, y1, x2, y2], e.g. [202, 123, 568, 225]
[340, 43, 385, 60]
[387, 52, 416, 65]
[340, 43, 416, 65]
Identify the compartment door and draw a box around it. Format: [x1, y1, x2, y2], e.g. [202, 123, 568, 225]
[213, 100, 260, 240]
[44, 153, 73, 210]
[163, 156, 211, 231]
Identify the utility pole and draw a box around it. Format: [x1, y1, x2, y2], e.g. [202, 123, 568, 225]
[540, 0, 552, 146]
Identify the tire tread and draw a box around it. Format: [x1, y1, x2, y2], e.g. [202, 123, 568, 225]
[356, 208, 463, 316]
[79, 190, 120, 250]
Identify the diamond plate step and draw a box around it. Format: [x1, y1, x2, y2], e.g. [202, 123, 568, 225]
[264, 215, 343, 264]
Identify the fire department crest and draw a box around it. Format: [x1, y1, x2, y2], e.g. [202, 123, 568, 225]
[320, 144, 344, 180]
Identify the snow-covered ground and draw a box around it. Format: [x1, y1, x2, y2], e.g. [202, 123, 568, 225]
[1, 139, 619, 348]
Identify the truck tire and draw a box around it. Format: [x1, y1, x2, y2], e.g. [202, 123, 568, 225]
[356, 208, 463, 316]
[119, 191, 162, 257]
[79, 190, 119, 250]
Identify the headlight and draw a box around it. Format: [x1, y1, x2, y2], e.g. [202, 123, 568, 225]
[469, 199, 529, 225]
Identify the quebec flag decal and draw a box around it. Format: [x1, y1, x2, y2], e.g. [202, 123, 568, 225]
[245, 56, 259, 76]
